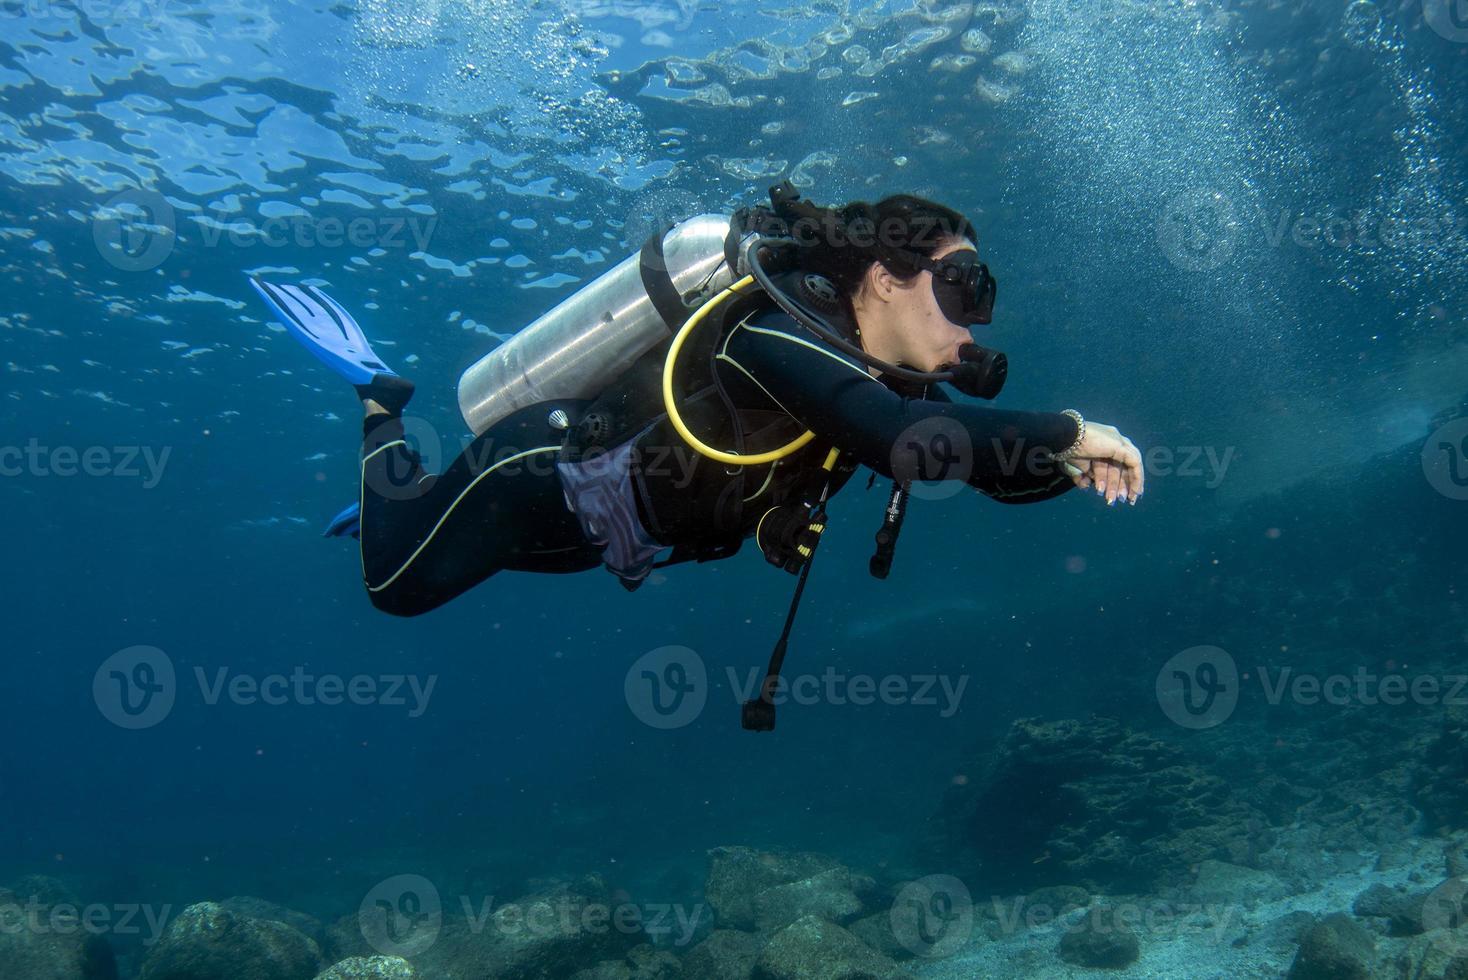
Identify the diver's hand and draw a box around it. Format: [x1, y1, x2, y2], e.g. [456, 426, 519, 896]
[1065, 422, 1144, 505]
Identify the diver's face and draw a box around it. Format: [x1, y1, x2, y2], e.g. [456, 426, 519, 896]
[891, 239, 977, 372]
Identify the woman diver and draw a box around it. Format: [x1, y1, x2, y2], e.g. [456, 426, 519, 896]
[249, 184, 1144, 626]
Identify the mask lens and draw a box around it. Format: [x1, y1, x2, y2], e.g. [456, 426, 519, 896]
[929, 254, 995, 326]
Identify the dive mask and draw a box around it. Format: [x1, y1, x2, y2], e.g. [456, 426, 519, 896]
[895, 248, 996, 326]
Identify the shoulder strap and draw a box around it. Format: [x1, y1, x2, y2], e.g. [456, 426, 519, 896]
[640, 226, 692, 333]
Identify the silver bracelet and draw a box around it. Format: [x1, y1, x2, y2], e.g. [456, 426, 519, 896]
[1051, 409, 1085, 462]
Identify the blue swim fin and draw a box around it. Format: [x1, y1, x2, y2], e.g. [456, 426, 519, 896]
[249, 278, 415, 413]
[323, 501, 361, 540]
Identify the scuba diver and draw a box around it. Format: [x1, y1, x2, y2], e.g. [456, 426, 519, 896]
[250, 183, 1143, 729]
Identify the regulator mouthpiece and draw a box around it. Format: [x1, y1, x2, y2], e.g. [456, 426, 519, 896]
[943, 343, 1008, 400]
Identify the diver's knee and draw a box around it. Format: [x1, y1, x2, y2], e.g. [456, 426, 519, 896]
[366, 586, 434, 618]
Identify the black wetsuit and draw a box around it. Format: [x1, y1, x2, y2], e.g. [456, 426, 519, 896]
[358, 307, 1079, 617]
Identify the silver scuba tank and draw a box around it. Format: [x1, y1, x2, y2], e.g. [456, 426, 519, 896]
[457, 213, 754, 436]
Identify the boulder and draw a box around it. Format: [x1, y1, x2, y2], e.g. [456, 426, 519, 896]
[313, 956, 416, 979]
[220, 896, 326, 946]
[928, 716, 1265, 893]
[323, 914, 376, 963]
[1056, 906, 1140, 970]
[1190, 860, 1290, 908]
[753, 915, 912, 980]
[848, 912, 912, 961]
[705, 847, 841, 930]
[1286, 912, 1375, 980]
[410, 874, 636, 979]
[1353, 882, 1430, 935]
[0, 886, 118, 980]
[140, 901, 322, 980]
[679, 928, 763, 980]
[751, 868, 874, 932]
[570, 943, 682, 979]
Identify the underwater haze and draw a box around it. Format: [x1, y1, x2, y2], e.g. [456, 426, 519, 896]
[2, 0, 1468, 977]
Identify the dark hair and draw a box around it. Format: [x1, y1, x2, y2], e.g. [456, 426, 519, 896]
[793, 193, 976, 300]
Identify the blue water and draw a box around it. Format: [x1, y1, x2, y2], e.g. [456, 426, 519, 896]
[2, 0, 1466, 977]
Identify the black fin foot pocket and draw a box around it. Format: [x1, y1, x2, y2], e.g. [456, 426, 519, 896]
[354, 373, 416, 416]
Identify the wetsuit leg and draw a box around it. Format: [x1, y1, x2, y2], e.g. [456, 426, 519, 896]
[357, 406, 601, 617]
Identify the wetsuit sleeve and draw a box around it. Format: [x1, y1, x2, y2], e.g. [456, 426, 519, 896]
[719, 313, 1078, 503]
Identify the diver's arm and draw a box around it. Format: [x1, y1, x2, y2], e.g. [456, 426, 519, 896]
[720, 315, 1078, 501]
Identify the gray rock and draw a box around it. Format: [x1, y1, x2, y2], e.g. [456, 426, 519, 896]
[753, 914, 912, 980]
[1353, 882, 1429, 935]
[1190, 860, 1290, 907]
[313, 956, 416, 980]
[1011, 886, 1089, 932]
[705, 847, 840, 931]
[8, 876, 83, 910]
[0, 886, 118, 980]
[220, 896, 326, 946]
[570, 943, 682, 979]
[929, 716, 1266, 893]
[140, 901, 322, 980]
[322, 914, 379, 963]
[1286, 912, 1375, 980]
[1057, 906, 1140, 970]
[410, 875, 635, 979]
[679, 929, 763, 980]
[1386, 929, 1468, 980]
[1448, 840, 1468, 879]
[848, 912, 912, 961]
[751, 868, 874, 933]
